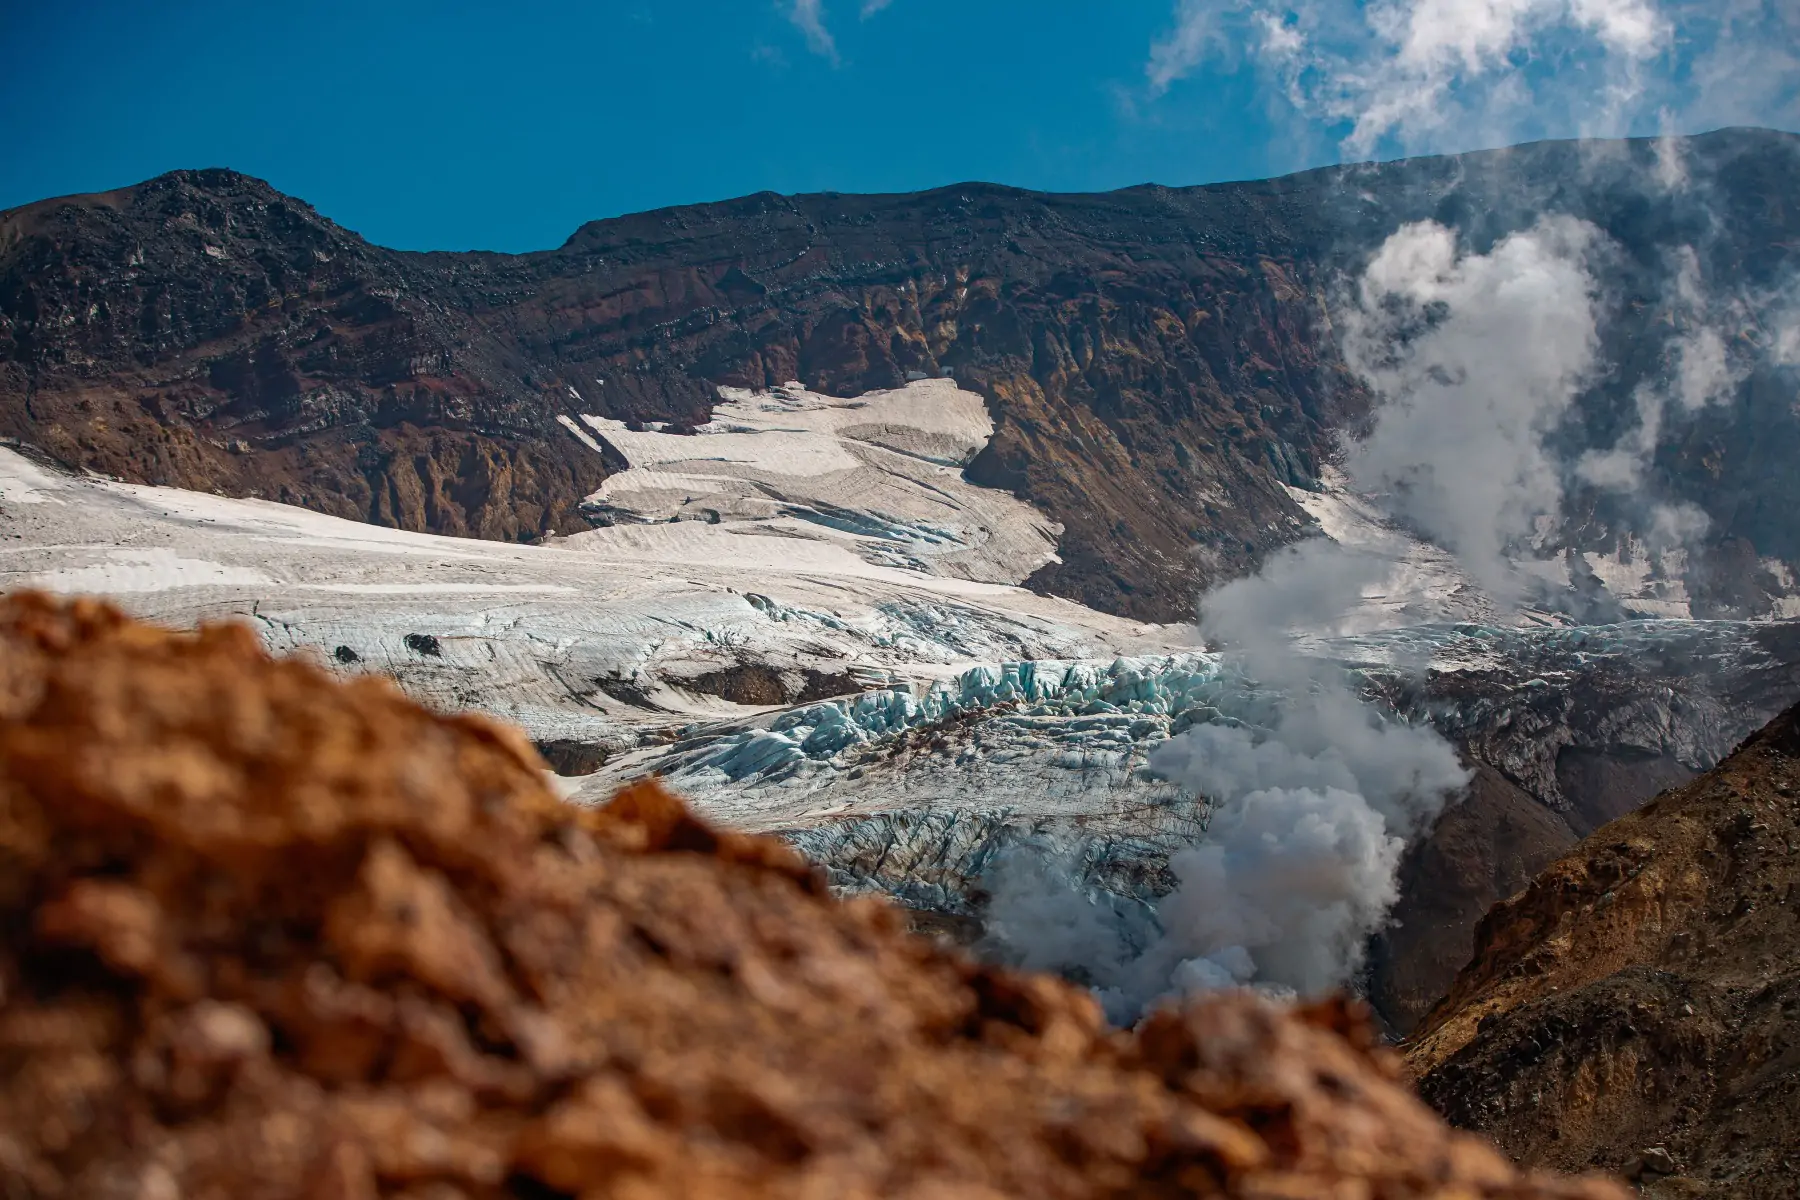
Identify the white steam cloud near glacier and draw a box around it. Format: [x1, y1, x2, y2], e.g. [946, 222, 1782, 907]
[984, 216, 1639, 1019]
[1338, 216, 1603, 603]
[988, 186, 1800, 1016]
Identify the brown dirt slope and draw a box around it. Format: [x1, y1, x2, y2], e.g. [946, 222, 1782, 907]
[1407, 702, 1800, 1197]
[0, 591, 1626, 1200]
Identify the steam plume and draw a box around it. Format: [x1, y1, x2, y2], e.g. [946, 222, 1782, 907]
[988, 218, 1624, 1017]
[1340, 217, 1603, 600]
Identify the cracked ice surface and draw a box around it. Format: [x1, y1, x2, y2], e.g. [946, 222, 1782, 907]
[0, 442, 1181, 770]
[586, 618, 1800, 913]
[576, 655, 1239, 826]
[7, 402, 1800, 924]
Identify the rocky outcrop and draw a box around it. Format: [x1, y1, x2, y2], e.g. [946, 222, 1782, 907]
[1361, 618, 1800, 1033]
[0, 169, 606, 541]
[0, 590, 1630, 1199]
[1406, 700, 1800, 1197]
[6, 131, 1800, 618]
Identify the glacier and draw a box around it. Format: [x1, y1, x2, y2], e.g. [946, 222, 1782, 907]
[5, 378, 1799, 982]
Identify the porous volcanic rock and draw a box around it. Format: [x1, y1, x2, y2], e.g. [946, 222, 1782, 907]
[0, 591, 1626, 1199]
[1407, 701, 1800, 1198]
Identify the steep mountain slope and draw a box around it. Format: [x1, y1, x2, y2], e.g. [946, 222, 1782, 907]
[1406, 702, 1800, 1197]
[5, 130, 1799, 620]
[0, 169, 608, 542]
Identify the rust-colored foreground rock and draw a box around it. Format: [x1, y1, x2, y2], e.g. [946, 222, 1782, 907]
[0, 593, 1624, 1199]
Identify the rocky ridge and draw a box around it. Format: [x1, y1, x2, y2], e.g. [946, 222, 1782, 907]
[1406, 699, 1800, 1197]
[6, 130, 1800, 620]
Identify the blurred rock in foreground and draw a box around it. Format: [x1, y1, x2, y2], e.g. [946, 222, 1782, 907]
[0, 592, 1622, 1199]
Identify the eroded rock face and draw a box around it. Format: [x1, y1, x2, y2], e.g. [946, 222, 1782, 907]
[1407, 702, 1800, 1198]
[6, 130, 1800, 619]
[0, 591, 1625, 1199]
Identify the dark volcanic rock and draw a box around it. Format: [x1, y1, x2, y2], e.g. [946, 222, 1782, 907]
[0, 170, 605, 543]
[1369, 764, 1582, 1036]
[678, 662, 872, 707]
[1406, 702, 1800, 1198]
[5, 131, 1800, 618]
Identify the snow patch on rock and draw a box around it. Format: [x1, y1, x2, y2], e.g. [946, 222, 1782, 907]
[574, 379, 1063, 584]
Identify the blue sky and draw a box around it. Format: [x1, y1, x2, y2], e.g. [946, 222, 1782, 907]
[2, 1, 1795, 252]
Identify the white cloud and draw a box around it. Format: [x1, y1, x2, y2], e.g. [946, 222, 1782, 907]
[1144, 0, 1800, 160]
[1147, 0, 1799, 159]
[860, 0, 893, 15]
[788, 0, 838, 63]
[1681, 0, 1800, 133]
[1361, 0, 1666, 152]
[1147, 0, 1229, 97]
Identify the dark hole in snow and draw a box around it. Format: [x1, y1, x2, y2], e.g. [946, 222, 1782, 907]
[404, 633, 442, 657]
[333, 645, 360, 664]
[678, 664, 871, 707]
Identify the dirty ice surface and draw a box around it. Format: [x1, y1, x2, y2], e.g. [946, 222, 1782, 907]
[0, 382, 1183, 779]
[573, 379, 1063, 585]
[4, 379, 1795, 912]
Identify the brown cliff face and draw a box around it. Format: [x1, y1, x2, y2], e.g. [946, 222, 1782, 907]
[1369, 765, 1588, 1035]
[1406, 703, 1800, 1198]
[0, 171, 606, 542]
[0, 591, 1627, 1200]
[6, 130, 1800, 619]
